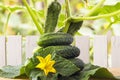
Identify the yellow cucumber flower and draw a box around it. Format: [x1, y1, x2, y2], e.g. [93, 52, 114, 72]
[36, 54, 56, 76]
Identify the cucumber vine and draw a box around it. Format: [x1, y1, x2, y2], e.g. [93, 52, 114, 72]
[23, 0, 44, 34]
[63, 0, 71, 33]
[1, 0, 120, 35]
[63, 0, 105, 33]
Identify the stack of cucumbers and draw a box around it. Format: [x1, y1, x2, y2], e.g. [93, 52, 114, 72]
[0, 1, 119, 80]
[34, 0, 84, 70]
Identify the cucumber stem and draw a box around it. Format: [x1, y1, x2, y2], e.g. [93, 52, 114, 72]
[85, 0, 105, 17]
[23, 0, 44, 34]
[102, 22, 113, 34]
[3, 12, 11, 36]
[44, 0, 47, 19]
[70, 9, 120, 22]
[65, 0, 71, 17]
[63, 21, 70, 33]
[63, 0, 105, 33]
[63, 0, 71, 33]
[65, 0, 106, 22]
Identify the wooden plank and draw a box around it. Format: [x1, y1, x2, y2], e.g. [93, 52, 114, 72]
[111, 36, 120, 68]
[75, 36, 90, 63]
[108, 68, 120, 76]
[93, 36, 108, 67]
[0, 36, 6, 66]
[6, 36, 22, 66]
[25, 36, 39, 59]
[0, 78, 28, 80]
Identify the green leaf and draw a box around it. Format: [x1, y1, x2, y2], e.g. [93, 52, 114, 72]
[79, 66, 114, 80]
[24, 58, 36, 76]
[30, 69, 45, 80]
[74, 63, 119, 80]
[54, 55, 80, 76]
[89, 2, 120, 16]
[0, 65, 27, 78]
[58, 63, 120, 80]
[33, 47, 56, 60]
[100, 2, 120, 22]
[101, 3, 120, 14]
[30, 69, 58, 80]
[90, 2, 120, 22]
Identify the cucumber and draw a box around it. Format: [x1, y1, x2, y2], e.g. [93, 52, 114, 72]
[69, 58, 85, 70]
[67, 21, 83, 35]
[57, 21, 83, 35]
[45, 1, 61, 33]
[54, 46, 80, 58]
[37, 32, 73, 47]
[33, 45, 80, 59]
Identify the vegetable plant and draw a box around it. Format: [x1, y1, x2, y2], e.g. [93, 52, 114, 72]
[0, 0, 120, 80]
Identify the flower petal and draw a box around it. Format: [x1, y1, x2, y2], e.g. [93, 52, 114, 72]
[36, 63, 45, 70]
[44, 69, 49, 76]
[45, 54, 51, 63]
[47, 61, 55, 67]
[36, 56, 44, 63]
[50, 67, 56, 73]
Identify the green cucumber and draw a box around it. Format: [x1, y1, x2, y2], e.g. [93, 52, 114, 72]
[67, 21, 83, 35]
[37, 32, 73, 47]
[34, 45, 80, 59]
[69, 58, 85, 70]
[57, 21, 83, 35]
[45, 1, 61, 33]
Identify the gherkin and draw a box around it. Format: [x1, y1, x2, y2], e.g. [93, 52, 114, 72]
[44, 1, 61, 33]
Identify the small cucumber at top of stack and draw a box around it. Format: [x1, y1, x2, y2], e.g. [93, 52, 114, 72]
[44, 0, 61, 33]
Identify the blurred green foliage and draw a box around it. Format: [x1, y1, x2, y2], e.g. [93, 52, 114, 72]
[0, 0, 120, 37]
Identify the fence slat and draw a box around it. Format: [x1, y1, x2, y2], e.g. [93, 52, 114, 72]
[0, 36, 6, 66]
[111, 36, 120, 68]
[25, 36, 39, 59]
[93, 36, 108, 67]
[75, 36, 90, 63]
[6, 36, 22, 66]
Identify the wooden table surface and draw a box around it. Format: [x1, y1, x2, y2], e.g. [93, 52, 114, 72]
[0, 68, 120, 80]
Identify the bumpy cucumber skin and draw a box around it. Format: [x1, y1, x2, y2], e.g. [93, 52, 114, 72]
[34, 46, 80, 59]
[67, 21, 83, 35]
[45, 1, 61, 33]
[37, 32, 73, 47]
[57, 21, 83, 35]
[69, 58, 85, 70]
[52, 46, 80, 58]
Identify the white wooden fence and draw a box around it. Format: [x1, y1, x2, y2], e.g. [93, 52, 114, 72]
[0, 35, 120, 68]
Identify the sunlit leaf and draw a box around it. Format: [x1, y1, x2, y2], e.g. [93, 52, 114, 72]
[90, 2, 120, 22]
[0, 65, 27, 78]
